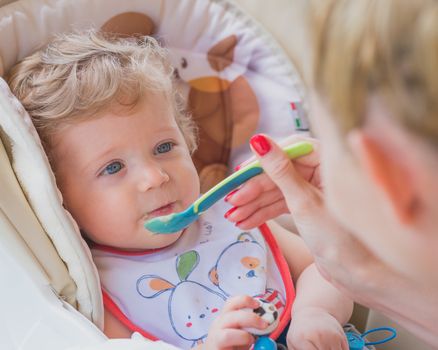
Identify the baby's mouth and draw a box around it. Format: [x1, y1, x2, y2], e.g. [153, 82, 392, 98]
[147, 202, 176, 219]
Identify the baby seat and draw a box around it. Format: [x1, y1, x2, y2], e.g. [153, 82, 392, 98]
[0, 0, 306, 349]
[0, 0, 431, 349]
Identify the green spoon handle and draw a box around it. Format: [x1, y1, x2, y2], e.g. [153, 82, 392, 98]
[193, 141, 314, 213]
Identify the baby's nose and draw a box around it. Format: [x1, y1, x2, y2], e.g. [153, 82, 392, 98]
[137, 165, 170, 192]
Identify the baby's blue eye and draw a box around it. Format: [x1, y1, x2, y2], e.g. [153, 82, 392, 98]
[155, 141, 174, 154]
[101, 161, 124, 175]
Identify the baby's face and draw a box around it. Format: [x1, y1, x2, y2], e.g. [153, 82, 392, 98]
[50, 95, 200, 250]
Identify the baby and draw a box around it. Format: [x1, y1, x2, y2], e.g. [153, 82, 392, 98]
[7, 31, 353, 349]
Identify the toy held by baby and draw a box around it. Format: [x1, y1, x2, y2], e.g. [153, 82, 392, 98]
[246, 298, 281, 350]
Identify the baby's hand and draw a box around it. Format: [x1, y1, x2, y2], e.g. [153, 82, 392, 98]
[204, 295, 269, 350]
[287, 307, 349, 350]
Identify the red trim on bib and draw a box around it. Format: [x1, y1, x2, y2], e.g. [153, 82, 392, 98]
[103, 289, 159, 341]
[94, 244, 166, 256]
[258, 223, 295, 340]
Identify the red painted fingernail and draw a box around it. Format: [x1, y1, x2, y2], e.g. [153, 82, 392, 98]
[250, 134, 271, 156]
[234, 164, 241, 171]
[225, 189, 239, 202]
[224, 207, 238, 219]
[235, 220, 242, 227]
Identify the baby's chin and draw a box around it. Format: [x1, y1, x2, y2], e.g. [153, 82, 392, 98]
[143, 229, 183, 249]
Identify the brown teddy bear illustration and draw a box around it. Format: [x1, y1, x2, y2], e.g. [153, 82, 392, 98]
[184, 35, 259, 191]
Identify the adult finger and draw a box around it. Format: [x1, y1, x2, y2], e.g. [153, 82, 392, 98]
[225, 190, 287, 222]
[278, 134, 321, 169]
[249, 134, 322, 211]
[234, 200, 289, 230]
[235, 134, 320, 171]
[226, 173, 279, 206]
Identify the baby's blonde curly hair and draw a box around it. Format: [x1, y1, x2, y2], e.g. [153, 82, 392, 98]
[7, 30, 197, 154]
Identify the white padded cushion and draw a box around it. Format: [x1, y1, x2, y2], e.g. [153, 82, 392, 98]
[0, 77, 102, 325]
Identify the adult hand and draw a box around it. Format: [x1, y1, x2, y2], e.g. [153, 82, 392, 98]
[230, 134, 438, 347]
[226, 134, 382, 299]
[224, 135, 322, 229]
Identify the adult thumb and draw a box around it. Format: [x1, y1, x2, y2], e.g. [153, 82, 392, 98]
[249, 134, 313, 207]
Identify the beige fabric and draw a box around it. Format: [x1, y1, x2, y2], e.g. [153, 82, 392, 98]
[0, 75, 102, 326]
[232, 0, 310, 78]
[0, 136, 76, 304]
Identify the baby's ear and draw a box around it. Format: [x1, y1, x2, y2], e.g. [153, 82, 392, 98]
[136, 275, 174, 298]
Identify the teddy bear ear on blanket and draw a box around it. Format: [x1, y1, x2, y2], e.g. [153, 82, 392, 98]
[101, 12, 155, 37]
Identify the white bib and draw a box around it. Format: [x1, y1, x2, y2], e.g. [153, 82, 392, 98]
[92, 201, 294, 349]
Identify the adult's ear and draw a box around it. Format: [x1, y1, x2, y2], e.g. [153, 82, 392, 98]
[347, 130, 418, 225]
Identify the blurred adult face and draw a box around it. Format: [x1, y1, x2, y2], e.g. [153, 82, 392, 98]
[308, 93, 438, 280]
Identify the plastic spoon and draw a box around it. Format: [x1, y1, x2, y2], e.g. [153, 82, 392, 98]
[144, 141, 313, 234]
